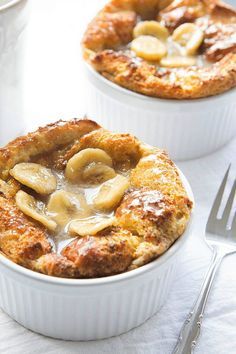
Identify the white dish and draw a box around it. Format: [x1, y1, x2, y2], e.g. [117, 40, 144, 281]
[0, 169, 194, 341]
[85, 64, 236, 161]
[0, 0, 29, 146]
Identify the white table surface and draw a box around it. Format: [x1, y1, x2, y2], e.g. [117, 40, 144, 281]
[0, 1, 236, 353]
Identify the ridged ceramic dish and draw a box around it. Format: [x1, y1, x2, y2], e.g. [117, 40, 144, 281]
[0, 169, 193, 341]
[85, 64, 236, 161]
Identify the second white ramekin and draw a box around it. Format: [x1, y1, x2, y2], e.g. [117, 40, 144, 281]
[85, 64, 236, 161]
[0, 170, 193, 341]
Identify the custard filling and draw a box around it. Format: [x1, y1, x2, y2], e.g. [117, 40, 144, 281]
[128, 20, 206, 68]
[10, 148, 130, 253]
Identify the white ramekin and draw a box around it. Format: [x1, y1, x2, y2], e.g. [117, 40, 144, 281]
[0, 170, 194, 341]
[84, 64, 236, 161]
[0, 0, 29, 146]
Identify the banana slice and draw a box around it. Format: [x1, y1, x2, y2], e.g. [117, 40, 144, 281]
[93, 174, 129, 211]
[131, 35, 167, 61]
[172, 23, 204, 55]
[15, 190, 57, 231]
[10, 163, 57, 195]
[65, 148, 116, 185]
[47, 190, 91, 228]
[160, 56, 197, 68]
[133, 21, 169, 41]
[69, 216, 115, 236]
[83, 164, 116, 184]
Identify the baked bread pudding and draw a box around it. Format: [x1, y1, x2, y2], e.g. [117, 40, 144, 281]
[0, 119, 192, 278]
[82, 0, 236, 99]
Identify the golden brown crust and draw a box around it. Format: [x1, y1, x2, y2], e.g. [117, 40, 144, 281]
[0, 178, 20, 198]
[61, 233, 135, 277]
[158, 0, 208, 31]
[83, 10, 137, 52]
[130, 147, 189, 198]
[0, 196, 51, 266]
[92, 0, 173, 20]
[32, 254, 79, 278]
[82, 0, 236, 99]
[116, 148, 192, 247]
[90, 49, 236, 99]
[0, 119, 100, 179]
[116, 188, 174, 242]
[203, 23, 236, 61]
[65, 128, 142, 169]
[0, 119, 192, 278]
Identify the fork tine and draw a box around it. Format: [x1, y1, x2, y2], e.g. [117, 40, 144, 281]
[221, 179, 236, 226]
[231, 211, 236, 236]
[207, 164, 231, 224]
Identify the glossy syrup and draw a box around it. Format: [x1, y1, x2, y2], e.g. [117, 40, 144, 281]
[46, 171, 115, 254]
[124, 36, 210, 68]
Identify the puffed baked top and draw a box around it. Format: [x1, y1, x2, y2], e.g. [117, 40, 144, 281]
[82, 0, 236, 99]
[0, 119, 192, 278]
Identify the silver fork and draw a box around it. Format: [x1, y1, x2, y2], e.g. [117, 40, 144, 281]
[173, 165, 236, 354]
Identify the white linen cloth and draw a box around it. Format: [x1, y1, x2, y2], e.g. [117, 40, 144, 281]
[0, 1, 235, 353]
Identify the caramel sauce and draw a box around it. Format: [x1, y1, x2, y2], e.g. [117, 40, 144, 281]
[123, 24, 211, 68]
[46, 171, 116, 254]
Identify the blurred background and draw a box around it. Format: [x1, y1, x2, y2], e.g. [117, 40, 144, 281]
[24, 0, 107, 130]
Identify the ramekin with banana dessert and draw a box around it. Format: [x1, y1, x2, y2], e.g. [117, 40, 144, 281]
[0, 119, 192, 278]
[0, 118, 193, 340]
[82, 0, 236, 160]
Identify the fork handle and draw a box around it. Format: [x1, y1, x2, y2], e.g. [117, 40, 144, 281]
[173, 249, 225, 354]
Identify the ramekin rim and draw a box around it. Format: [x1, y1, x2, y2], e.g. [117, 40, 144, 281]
[85, 62, 236, 104]
[0, 168, 194, 287]
[0, 0, 26, 12]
